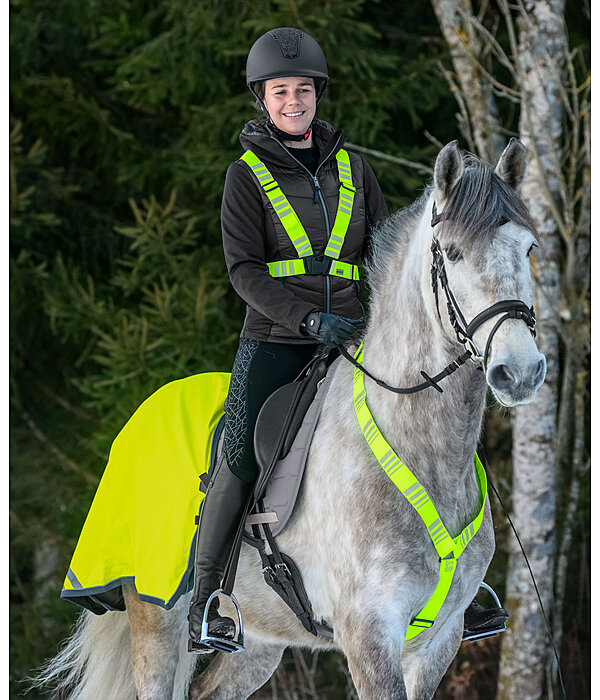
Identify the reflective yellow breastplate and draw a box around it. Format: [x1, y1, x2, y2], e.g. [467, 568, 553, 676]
[352, 342, 488, 640]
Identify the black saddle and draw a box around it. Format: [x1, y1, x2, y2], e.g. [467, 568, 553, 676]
[251, 347, 334, 503]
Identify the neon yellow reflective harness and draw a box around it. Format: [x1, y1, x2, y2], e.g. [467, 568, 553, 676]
[240, 149, 360, 281]
[352, 343, 488, 641]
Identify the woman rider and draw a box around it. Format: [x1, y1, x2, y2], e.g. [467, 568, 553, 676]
[187, 27, 502, 653]
[187, 27, 388, 653]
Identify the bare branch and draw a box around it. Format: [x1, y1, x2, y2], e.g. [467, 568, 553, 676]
[437, 61, 476, 151]
[431, 0, 503, 158]
[345, 143, 432, 175]
[23, 370, 94, 421]
[461, 10, 518, 78]
[424, 131, 445, 149]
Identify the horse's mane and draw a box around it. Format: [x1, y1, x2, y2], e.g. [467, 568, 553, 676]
[366, 190, 430, 298]
[366, 155, 537, 297]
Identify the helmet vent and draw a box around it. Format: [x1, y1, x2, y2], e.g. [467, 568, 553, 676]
[270, 28, 303, 59]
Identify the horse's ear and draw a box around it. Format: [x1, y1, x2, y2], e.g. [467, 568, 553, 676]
[434, 140, 463, 203]
[495, 138, 527, 189]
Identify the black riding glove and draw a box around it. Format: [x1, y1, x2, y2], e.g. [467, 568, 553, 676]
[301, 312, 358, 347]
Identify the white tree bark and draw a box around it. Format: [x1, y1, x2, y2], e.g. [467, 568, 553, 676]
[496, 1, 567, 698]
[431, 0, 504, 160]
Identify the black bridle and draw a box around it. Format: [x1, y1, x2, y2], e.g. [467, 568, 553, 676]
[339, 203, 536, 395]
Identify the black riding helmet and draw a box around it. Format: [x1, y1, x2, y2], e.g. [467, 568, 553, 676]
[246, 28, 329, 142]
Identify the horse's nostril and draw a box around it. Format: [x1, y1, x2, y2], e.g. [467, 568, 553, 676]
[488, 364, 517, 391]
[533, 357, 546, 384]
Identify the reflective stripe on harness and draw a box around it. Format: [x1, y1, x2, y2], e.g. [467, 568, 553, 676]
[352, 342, 488, 641]
[240, 149, 359, 281]
[241, 150, 314, 258]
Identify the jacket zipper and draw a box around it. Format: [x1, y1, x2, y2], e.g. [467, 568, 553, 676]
[270, 134, 342, 315]
[315, 183, 332, 314]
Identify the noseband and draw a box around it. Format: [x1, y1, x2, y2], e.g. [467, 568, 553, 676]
[338, 202, 537, 395]
[430, 203, 536, 370]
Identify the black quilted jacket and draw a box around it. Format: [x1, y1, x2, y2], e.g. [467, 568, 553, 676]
[221, 118, 389, 343]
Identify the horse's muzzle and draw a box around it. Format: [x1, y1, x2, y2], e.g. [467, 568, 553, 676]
[486, 352, 546, 406]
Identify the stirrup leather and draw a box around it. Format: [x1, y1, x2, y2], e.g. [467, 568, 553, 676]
[196, 589, 245, 653]
[463, 582, 509, 642]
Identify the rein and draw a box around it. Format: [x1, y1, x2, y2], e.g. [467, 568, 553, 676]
[338, 346, 472, 394]
[341, 202, 536, 393]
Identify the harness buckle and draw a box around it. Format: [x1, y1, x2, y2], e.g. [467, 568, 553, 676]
[262, 180, 278, 193]
[410, 617, 435, 629]
[303, 254, 332, 275]
[261, 565, 276, 582]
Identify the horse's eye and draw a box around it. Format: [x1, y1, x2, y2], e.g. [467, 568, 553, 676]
[498, 217, 510, 227]
[527, 242, 538, 257]
[444, 244, 463, 262]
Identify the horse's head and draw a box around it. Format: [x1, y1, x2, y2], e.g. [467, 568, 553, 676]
[431, 139, 546, 406]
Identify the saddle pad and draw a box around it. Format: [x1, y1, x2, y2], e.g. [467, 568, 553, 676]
[61, 372, 230, 613]
[244, 357, 340, 537]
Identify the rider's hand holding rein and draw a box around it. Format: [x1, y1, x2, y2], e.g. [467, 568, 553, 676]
[301, 311, 358, 347]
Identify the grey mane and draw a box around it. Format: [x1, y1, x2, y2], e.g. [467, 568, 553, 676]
[366, 155, 537, 298]
[366, 190, 430, 299]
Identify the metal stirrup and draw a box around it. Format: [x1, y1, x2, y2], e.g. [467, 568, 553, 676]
[463, 581, 509, 643]
[199, 589, 245, 653]
[479, 581, 503, 608]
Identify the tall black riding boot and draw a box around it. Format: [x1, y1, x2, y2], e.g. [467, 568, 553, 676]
[188, 455, 253, 653]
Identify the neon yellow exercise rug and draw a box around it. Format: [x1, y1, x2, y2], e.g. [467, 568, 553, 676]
[61, 372, 231, 614]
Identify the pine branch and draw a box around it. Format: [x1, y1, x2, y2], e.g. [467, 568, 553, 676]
[23, 370, 93, 421]
[11, 397, 99, 486]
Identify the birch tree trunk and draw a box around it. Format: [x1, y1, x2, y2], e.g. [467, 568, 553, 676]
[431, 0, 504, 160]
[496, 1, 567, 698]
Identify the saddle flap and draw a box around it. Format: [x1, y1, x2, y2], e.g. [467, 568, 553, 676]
[253, 356, 329, 500]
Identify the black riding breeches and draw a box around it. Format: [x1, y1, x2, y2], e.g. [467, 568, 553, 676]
[223, 339, 317, 483]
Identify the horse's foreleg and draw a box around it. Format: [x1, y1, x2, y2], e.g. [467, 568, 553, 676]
[188, 634, 284, 700]
[337, 617, 408, 699]
[124, 585, 194, 700]
[402, 619, 463, 700]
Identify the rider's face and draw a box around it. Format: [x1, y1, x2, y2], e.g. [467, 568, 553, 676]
[263, 77, 316, 137]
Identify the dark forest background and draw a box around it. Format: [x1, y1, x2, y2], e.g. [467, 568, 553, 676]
[9, 0, 590, 697]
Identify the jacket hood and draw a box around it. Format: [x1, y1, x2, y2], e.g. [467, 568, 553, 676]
[239, 118, 349, 170]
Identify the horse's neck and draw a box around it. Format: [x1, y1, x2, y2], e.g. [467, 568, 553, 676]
[361, 205, 487, 532]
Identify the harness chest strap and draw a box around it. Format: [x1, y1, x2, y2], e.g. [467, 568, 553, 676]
[352, 343, 488, 641]
[240, 149, 360, 281]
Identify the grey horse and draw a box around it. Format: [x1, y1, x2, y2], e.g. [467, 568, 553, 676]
[37, 139, 545, 699]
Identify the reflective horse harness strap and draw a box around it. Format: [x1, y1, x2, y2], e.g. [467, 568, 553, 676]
[240, 149, 360, 281]
[352, 343, 488, 641]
